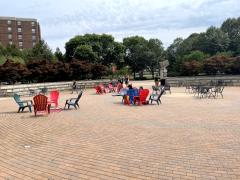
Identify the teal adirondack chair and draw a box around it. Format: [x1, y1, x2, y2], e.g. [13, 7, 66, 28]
[13, 94, 32, 113]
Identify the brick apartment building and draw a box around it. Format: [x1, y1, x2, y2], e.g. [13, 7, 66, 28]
[0, 16, 41, 49]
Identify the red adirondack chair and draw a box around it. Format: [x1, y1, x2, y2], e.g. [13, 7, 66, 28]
[33, 94, 50, 116]
[108, 83, 115, 92]
[99, 83, 107, 93]
[134, 89, 149, 105]
[95, 85, 102, 94]
[49, 90, 59, 108]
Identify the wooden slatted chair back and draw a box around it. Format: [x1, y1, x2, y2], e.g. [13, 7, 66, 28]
[33, 94, 48, 111]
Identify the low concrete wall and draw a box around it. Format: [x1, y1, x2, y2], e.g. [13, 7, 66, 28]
[166, 75, 240, 87]
[0, 80, 110, 97]
[1, 75, 239, 97]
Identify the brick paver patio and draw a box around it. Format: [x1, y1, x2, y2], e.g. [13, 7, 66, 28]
[0, 82, 240, 180]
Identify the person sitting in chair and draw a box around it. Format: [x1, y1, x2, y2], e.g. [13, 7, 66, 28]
[124, 84, 135, 105]
[133, 86, 143, 104]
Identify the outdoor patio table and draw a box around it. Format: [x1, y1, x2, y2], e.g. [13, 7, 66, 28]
[112, 93, 124, 97]
[112, 93, 125, 103]
[191, 85, 202, 96]
[199, 86, 214, 98]
[201, 86, 213, 91]
[112, 88, 129, 103]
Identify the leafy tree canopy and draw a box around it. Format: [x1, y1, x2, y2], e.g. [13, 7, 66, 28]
[74, 45, 98, 63]
[65, 34, 124, 67]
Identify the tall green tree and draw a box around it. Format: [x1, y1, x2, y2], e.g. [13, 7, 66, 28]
[146, 39, 164, 78]
[65, 34, 124, 66]
[5, 44, 24, 57]
[221, 17, 240, 55]
[203, 27, 230, 55]
[166, 38, 183, 75]
[177, 33, 201, 56]
[74, 45, 97, 63]
[54, 47, 64, 61]
[28, 40, 54, 62]
[101, 42, 125, 68]
[183, 50, 208, 62]
[123, 36, 148, 79]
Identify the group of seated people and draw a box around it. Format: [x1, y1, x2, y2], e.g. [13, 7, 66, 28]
[96, 80, 164, 105]
[119, 84, 149, 105]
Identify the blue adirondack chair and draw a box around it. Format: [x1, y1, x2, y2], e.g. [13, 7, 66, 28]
[13, 94, 32, 112]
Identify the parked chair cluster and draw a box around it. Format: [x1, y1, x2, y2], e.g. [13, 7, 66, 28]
[13, 90, 83, 116]
[111, 82, 166, 106]
[208, 86, 224, 98]
[186, 82, 225, 99]
[95, 82, 120, 94]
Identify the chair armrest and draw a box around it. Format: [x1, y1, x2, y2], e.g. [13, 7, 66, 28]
[22, 100, 33, 105]
[66, 98, 76, 103]
[17, 101, 28, 106]
[69, 98, 77, 102]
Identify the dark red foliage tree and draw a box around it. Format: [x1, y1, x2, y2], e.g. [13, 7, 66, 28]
[0, 59, 30, 84]
[69, 59, 91, 80]
[91, 64, 107, 79]
[203, 55, 232, 75]
[230, 56, 240, 74]
[181, 60, 202, 76]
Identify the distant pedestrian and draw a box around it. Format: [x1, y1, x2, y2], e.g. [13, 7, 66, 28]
[71, 80, 77, 94]
[154, 77, 160, 86]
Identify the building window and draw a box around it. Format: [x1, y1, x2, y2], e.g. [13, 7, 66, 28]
[17, 21, 21, 26]
[18, 28, 22, 33]
[32, 35, 36, 41]
[32, 29, 36, 34]
[19, 42, 23, 47]
[7, 20, 12, 25]
[32, 42, 36, 47]
[31, 22, 35, 26]
[18, 35, 23, 40]
[8, 27, 12, 32]
[9, 41, 13, 45]
[8, 34, 12, 40]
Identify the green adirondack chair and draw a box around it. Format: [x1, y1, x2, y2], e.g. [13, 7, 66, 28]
[13, 94, 32, 113]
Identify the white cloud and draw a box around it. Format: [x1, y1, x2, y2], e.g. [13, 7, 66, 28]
[0, 0, 239, 52]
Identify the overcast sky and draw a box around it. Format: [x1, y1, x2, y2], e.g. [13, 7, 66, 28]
[0, 0, 239, 52]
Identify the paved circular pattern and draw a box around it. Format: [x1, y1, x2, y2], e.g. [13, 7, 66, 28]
[0, 85, 240, 179]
